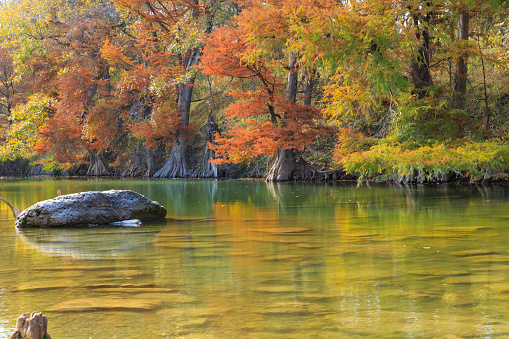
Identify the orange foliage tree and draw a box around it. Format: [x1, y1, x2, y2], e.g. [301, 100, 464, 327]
[30, 15, 123, 174]
[109, 0, 210, 178]
[200, 0, 332, 180]
[100, 18, 184, 176]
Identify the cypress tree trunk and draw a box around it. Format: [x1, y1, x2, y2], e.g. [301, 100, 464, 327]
[266, 148, 319, 181]
[145, 148, 155, 177]
[265, 58, 342, 181]
[266, 54, 321, 181]
[154, 48, 200, 178]
[303, 70, 316, 106]
[286, 54, 298, 103]
[154, 135, 188, 178]
[200, 115, 219, 178]
[452, 10, 470, 110]
[410, 28, 433, 95]
[199, 75, 219, 178]
[87, 150, 110, 176]
[409, 7, 433, 97]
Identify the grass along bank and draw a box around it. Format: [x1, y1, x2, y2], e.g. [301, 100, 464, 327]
[338, 140, 509, 184]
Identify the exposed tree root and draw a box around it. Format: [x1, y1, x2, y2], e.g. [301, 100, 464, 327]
[198, 146, 218, 178]
[124, 145, 156, 177]
[266, 149, 353, 181]
[87, 151, 110, 176]
[153, 139, 188, 178]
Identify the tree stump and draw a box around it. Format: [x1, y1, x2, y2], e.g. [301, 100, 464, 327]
[10, 312, 51, 339]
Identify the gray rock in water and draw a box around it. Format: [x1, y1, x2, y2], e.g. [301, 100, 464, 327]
[14, 190, 166, 228]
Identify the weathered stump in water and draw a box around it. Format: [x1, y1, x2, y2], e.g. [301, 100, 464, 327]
[10, 312, 51, 339]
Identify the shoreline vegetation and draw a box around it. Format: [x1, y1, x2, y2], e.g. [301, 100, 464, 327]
[2, 141, 509, 185]
[1, 1, 509, 183]
[3, 137, 509, 184]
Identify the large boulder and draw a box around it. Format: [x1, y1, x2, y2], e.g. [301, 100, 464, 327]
[15, 190, 167, 228]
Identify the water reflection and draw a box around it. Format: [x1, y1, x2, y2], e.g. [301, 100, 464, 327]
[1, 179, 509, 338]
[17, 223, 166, 258]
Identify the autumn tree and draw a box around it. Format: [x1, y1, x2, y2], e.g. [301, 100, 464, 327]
[449, 1, 503, 110]
[108, 0, 237, 178]
[201, 1, 332, 180]
[0, 94, 55, 161]
[0, 46, 15, 117]
[310, 0, 509, 181]
[0, 0, 127, 173]
[407, 1, 435, 96]
[102, 17, 188, 176]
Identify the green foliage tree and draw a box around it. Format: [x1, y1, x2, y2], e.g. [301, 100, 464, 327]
[0, 93, 54, 161]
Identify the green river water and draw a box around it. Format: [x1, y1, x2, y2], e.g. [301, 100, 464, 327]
[1, 179, 509, 338]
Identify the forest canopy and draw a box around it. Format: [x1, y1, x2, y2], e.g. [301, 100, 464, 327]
[1, 0, 509, 182]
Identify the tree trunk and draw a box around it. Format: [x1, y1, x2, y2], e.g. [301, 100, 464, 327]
[200, 123, 219, 178]
[201, 145, 218, 178]
[303, 70, 316, 106]
[452, 10, 470, 110]
[199, 75, 219, 178]
[477, 36, 491, 133]
[267, 54, 307, 181]
[286, 54, 298, 103]
[410, 29, 433, 93]
[154, 47, 200, 178]
[87, 150, 109, 176]
[145, 148, 155, 177]
[266, 148, 313, 181]
[410, 13, 433, 97]
[154, 135, 188, 178]
[266, 57, 340, 181]
[199, 111, 219, 177]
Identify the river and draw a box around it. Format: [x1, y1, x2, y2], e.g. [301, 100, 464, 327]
[1, 178, 509, 338]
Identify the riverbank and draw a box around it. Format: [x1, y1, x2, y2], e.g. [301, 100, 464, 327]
[1, 166, 509, 185]
[2, 139, 509, 184]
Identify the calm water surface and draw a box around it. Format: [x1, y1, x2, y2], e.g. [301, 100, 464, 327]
[1, 179, 509, 338]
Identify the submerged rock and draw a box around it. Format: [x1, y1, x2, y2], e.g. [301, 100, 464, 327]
[48, 298, 161, 312]
[3, 190, 166, 228]
[450, 249, 498, 257]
